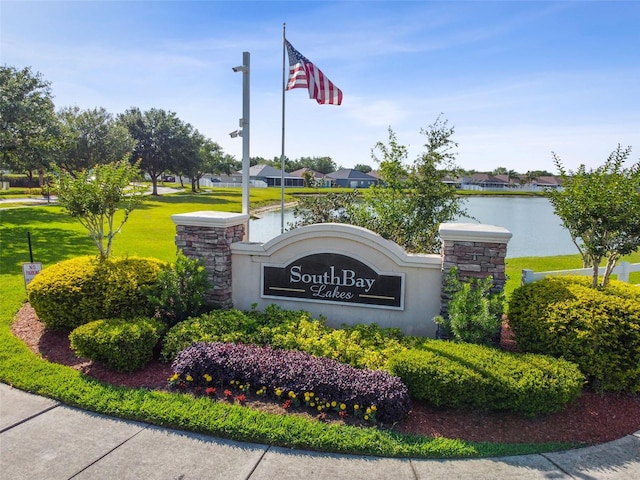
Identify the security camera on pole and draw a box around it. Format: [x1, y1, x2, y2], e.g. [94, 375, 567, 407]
[232, 52, 250, 239]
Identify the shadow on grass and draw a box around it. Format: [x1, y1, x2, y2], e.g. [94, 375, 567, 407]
[0, 207, 96, 270]
[138, 191, 242, 210]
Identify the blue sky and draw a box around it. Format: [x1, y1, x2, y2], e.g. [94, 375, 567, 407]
[2, 0, 639, 173]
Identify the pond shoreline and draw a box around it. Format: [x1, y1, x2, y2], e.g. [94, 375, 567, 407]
[251, 202, 297, 218]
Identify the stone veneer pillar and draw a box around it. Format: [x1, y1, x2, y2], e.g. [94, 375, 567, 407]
[437, 223, 513, 322]
[171, 211, 249, 309]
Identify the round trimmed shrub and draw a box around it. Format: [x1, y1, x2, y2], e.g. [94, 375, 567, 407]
[387, 340, 585, 416]
[508, 276, 640, 393]
[69, 317, 166, 372]
[27, 256, 164, 330]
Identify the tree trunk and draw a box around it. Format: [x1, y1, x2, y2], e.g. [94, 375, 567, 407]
[589, 254, 604, 288]
[602, 255, 619, 287]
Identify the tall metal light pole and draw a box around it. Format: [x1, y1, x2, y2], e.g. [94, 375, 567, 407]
[232, 52, 250, 239]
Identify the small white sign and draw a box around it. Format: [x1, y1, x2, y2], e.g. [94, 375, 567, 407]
[22, 262, 43, 288]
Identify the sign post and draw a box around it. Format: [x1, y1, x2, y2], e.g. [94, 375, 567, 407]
[22, 262, 42, 289]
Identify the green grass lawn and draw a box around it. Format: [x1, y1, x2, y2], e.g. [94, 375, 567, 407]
[1, 190, 637, 458]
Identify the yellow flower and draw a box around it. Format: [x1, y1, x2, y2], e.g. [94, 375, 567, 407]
[325, 402, 331, 408]
[364, 415, 369, 421]
[331, 401, 337, 407]
[340, 403, 347, 410]
[366, 407, 371, 414]
[310, 402, 316, 407]
[354, 404, 360, 410]
[203, 374, 212, 382]
[169, 373, 179, 381]
[185, 374, 193, 382]
[317, 405, 323, 411]
[275, 388, 282, 397]
[288, 391, 296, 399]
[371, 405, 377, 411]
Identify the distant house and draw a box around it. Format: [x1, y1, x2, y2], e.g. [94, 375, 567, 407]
[327, 169, 379, 188]
[289, 168, 332, 187]
[248, 164, 305, 187]
[494, 174, 521, 187]
[531, 176, 563, 189]
[442, 175, 464, 189]
[466, 173, 511, 190]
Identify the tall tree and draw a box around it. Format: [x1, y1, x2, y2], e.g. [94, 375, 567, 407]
[56, 106, 134, 174]
[119, 108, 195, 195]
[176, 133, 233, 192]
[298, 156, 337, 174]
[546, 145, 640, 287]
[0, 66, 59, 183]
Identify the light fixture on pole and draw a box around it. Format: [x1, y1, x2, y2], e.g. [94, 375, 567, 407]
[232, 52, 250, 239]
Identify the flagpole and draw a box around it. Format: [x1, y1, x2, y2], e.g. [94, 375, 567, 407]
[280, 23, 286, 233]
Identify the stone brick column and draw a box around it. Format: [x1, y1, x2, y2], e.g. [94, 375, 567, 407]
[172, 211, 249, 309]
[437, 223, 512, 327]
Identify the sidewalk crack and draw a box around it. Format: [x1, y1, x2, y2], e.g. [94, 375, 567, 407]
[0, 402, 60, 434]
[245, 445, 271, 479]
[66, 426, 149, 480]
[540, 453, 576, 479]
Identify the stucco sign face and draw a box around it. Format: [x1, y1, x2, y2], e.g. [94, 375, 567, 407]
[262, 253, 404, 309]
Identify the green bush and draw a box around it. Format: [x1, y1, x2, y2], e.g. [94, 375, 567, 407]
[161, 305, 318, 362]
[387, 340, 585, 416]
[508, 276, 640, 393]
[27, 256, 164, 330]
[145, 251, 211, 327]
[161, 309, 263, 361]
[69, 317, 166, 372]
[434, 267, 504, 346]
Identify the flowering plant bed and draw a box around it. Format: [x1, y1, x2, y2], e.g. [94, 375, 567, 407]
[169, 341, 411, 424]
[167, 376, 380, 427]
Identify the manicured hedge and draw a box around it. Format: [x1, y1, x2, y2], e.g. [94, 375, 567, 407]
[387, 340, 585, 416]
[171, 342, 412, 424]
[70, 317, 166, 372]
[27, 256, 164, 330]
[508, 276, 640, 393]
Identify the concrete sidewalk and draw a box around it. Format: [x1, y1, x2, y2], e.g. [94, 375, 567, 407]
[1, 383, 638, 479]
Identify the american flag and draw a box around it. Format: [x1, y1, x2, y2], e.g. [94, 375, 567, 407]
[285, 39, 343, 106]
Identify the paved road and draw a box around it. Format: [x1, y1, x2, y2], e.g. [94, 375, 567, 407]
[1, 384, 639, 479]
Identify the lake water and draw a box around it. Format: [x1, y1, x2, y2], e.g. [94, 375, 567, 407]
[249, 196, 576, 259]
